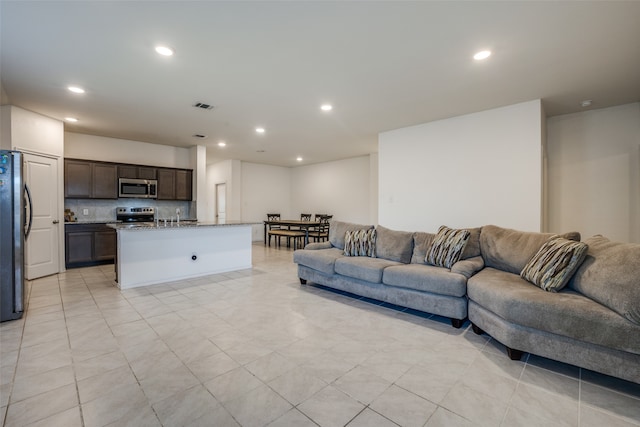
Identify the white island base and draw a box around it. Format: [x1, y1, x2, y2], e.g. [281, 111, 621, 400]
[113, 223, 253, 289]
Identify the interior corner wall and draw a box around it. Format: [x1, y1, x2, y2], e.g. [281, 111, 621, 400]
[369, 153, 379, 225]
[64, 132, 191, 168]
[190, 145, 207, 220]
[290, 155, 372, 224]
[206, 160, 231, 222]
[0, 82, 9, 105]
[378, 100, 543, 233]
[241, 162, 291, 240]
[547, 102, 640, 243]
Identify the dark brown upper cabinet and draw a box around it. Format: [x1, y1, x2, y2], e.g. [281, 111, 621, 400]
[65, 159, 117, 199]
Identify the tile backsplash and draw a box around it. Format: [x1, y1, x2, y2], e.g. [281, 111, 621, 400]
[65, 199, 194, 222]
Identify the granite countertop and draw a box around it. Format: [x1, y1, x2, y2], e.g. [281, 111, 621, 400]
[65, 218, 199, 225]
[107, 220, 259, 230]
[65, 220, 121, 225]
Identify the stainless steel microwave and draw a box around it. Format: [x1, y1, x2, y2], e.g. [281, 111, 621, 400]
[118, 178, 157, 199]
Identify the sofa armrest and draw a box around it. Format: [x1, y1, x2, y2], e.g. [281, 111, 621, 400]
[304, 241, 333, 250]
[451, 256, 485, 279]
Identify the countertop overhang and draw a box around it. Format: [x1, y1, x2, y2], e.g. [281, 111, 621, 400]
[107, 220, 259, 230]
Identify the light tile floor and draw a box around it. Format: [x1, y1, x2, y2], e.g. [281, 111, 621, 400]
[1, 243, 639, 427]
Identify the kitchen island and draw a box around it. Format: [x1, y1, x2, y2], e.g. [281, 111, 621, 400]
[107, 220, 258, 289]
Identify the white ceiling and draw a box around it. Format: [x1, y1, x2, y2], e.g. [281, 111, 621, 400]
[1, 1, 639, 167]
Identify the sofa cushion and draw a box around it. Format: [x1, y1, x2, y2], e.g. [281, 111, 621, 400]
[479, 225, 581, 275]
[451, 256, 485, 279]
[468, 268, 640, 354]
[375, 225, 413, 263]
[329, 220, 374, 250]
[344, 228, 376, 257]
[569, 236, 640, 325]
[411, 232, 436, 264]
[461, 227, 482, 260]
[335, 256, 401, 283]
[520, 236, 588, 292]
[426, 226, 471, 269]
[293, 247, 345, 275]
[383, 264, 467, 297]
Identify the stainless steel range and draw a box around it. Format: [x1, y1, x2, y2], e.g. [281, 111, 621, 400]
[116, 207, 155, 223]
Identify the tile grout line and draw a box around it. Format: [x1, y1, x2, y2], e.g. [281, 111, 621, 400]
[61, 273, 87, 427]
[1, 280, 29, 427]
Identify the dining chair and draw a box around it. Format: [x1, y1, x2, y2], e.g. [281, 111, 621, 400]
[308, 215, 331, 242]
[267, 213, 283, 246]
[285, 213, 313, 245]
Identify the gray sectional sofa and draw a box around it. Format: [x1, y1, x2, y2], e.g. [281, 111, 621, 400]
[468, 225, 640, 384]
[293, 220, 640, 384]
[294, 221, 484, 328]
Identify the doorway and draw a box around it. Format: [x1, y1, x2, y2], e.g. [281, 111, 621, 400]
[23, 152, 60, 279]
[216, 183, 226, 222]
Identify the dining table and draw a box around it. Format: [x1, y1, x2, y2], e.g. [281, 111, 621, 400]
[263, 219, 321, 247]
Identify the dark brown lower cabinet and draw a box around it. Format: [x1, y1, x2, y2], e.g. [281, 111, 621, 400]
[65, 224, 116, 268]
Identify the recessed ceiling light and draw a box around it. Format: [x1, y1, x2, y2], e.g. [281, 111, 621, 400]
[296, 157, 303, 162]
[155, 46, 174, 56]
[65, 117, 78, 122]
[218, 141, 226, 147]
[581, 100, 593, 107]
[68, 86, 85, 94]
[255, 127, 265, 134]
[473, 50, 492, 60]
[320, 104, 333, 111]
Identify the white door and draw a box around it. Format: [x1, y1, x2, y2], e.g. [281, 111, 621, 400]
[216, 183, 226, 222]
[24, 153, 60, 279]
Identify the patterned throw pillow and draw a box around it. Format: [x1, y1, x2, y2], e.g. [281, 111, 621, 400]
[425, 226, 471, 269]
[344, 229, 377, 257]
[520, 236, 588, 292]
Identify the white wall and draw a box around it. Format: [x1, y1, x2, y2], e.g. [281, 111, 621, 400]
[241, 162, 291, 219]
[2, 106, 64, 156]
[379, 100, 543, 233]
[206, 159, 242, 222]
[241, 162, 291, 240]
[547, 102, 640, 243]
[64, 132, 191, 168]
[291, 156, 372, 224]
[205, 155, 375, 240]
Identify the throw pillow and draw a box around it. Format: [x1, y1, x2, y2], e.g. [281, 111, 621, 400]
[344, 229, 376, 257]
[425, 226, 471, 269]
[520, 236, 588, 292]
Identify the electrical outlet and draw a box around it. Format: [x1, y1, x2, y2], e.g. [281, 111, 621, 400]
[83, 208, 89, 216]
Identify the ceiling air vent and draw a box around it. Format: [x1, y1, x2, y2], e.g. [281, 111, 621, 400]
[193, 102, 214, 110]
[192, 134, 207, 139]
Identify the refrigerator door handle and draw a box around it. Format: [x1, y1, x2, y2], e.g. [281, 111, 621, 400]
[25, 183, 33, 239]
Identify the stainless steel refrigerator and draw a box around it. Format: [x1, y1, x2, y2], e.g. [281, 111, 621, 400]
[1, 150, 32, 322]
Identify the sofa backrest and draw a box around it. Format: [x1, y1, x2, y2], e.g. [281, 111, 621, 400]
[569, 235, 640, 325]
[329, 220, 374, 250]
[375, 225, 414, 263]
[411, 227, 482, 264]
[479, 225, 580, 274]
